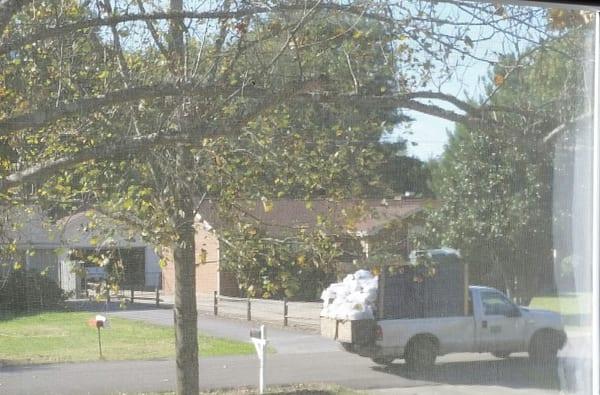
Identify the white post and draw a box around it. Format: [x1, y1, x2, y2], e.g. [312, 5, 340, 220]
[250, 324, 268, 394]
[259, 325, 266, 394]
[592, 13, 600, 395]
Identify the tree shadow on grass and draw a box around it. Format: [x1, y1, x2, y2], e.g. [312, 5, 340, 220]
[268, 391, 338, 395]
[0, 305, 71, 322]
[0, 297, 159, 321]
[372, 356, 583, 392]
[65, 299, 165, 313]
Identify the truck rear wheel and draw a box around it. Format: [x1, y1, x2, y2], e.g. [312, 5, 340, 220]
[371, 357, 395, 365]
[529, 330, 561, 362]
[404, 338, 437, 370]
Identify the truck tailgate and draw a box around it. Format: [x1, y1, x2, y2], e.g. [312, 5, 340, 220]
[320, 317, 376, 345]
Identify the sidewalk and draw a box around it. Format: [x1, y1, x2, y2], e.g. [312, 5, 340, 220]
[156, 293, 322, 331]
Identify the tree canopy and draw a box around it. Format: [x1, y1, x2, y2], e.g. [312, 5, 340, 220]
[423, 26, 593, 300]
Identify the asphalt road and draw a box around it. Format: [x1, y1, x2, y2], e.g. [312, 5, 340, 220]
[0, 350, 578, 395]
[0, 306, 590, 395]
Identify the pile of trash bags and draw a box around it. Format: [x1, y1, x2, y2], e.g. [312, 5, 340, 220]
[320, 269, 378, 320]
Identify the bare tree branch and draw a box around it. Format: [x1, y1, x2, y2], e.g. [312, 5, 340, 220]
[1, 80, 532, 137]
[0, 77, 325, 193]
[0, 131, 187, 192]
[0, 1, 548, 58]
[295, 90, 533, 124]
[0, 82, 280, 135]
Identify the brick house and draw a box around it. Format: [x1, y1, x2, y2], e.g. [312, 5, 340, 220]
[160, 197, 430, 297]
[160, 218, 238, 297]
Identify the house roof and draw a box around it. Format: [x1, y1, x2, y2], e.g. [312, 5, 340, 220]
[1, 206, 59, 247]
[2, 197, 428, 248]
[56, 211, 149, 249]
[197, 197, 429, 237]
[1, 207, 150, 249]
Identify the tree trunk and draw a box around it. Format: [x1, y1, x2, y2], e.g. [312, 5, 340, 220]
[168, 0, 199, 393]
[173, 220, 199, 395]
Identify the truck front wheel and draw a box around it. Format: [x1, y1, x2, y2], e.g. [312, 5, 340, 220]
[529, 330, 561, 362]
[404, 338, 437, 370]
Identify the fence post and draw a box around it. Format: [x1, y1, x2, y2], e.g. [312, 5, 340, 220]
[213, 290, 218, 316]
[247, 298, 251, 321]
[130, 286, 135, 303]
[283, 298, 288, 327]
[155, 272, 161, 307]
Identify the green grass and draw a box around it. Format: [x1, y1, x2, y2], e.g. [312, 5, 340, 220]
[0, 311, 254, 365]
[528, 293, 591, 316]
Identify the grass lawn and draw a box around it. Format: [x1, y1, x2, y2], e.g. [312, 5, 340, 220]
[528, 293, 591, 317]
[0, 311, 254, 365]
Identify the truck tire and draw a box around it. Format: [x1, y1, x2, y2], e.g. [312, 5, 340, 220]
[528, 330, 561, 362]
[492, 351, 512, 359]
[340, 342, 353, 352]
[404, 337, 437, 370]
[371, 357, 395, 365]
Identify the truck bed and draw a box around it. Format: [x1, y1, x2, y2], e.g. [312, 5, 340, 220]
[377, 316, 476, 355]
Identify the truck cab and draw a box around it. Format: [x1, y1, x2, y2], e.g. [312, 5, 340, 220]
[467, 286, 565, 356]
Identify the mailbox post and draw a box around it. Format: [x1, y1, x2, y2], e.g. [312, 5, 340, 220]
[88, 314, 107, 359]
[250, 325, 268, 394]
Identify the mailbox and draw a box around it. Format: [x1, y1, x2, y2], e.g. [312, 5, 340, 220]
[95, 315, 106, 328]
[250, 328, 262, 339]
[250, 325, 268, 394]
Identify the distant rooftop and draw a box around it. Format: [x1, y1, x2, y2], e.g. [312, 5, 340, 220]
[197, 197, 431, 237]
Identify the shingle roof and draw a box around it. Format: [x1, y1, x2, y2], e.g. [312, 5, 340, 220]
[197, 198, 428, 236]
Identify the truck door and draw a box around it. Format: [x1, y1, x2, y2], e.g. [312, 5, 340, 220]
[476, 290, 526, 352]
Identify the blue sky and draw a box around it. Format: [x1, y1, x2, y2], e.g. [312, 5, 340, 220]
[405, 113, 454, 160]
[397, 60, 490, 161]
[391, 2, 550, 161]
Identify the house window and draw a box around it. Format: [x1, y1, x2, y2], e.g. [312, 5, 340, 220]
[26, 249, 59, 283]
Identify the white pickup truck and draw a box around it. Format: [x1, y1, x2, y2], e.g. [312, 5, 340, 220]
[336, 285, 566, 369]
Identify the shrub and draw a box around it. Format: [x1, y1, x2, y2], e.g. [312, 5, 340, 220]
[0, 269, 66, 313]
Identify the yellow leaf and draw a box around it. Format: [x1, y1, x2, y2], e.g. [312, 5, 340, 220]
[199, 249, 207, 265]
[261, 197, 273, 213]
[494, 74, 505, 86]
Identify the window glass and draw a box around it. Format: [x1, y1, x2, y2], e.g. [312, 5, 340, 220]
[0, 1, 596, 395]
[481, 291, 515, 316]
